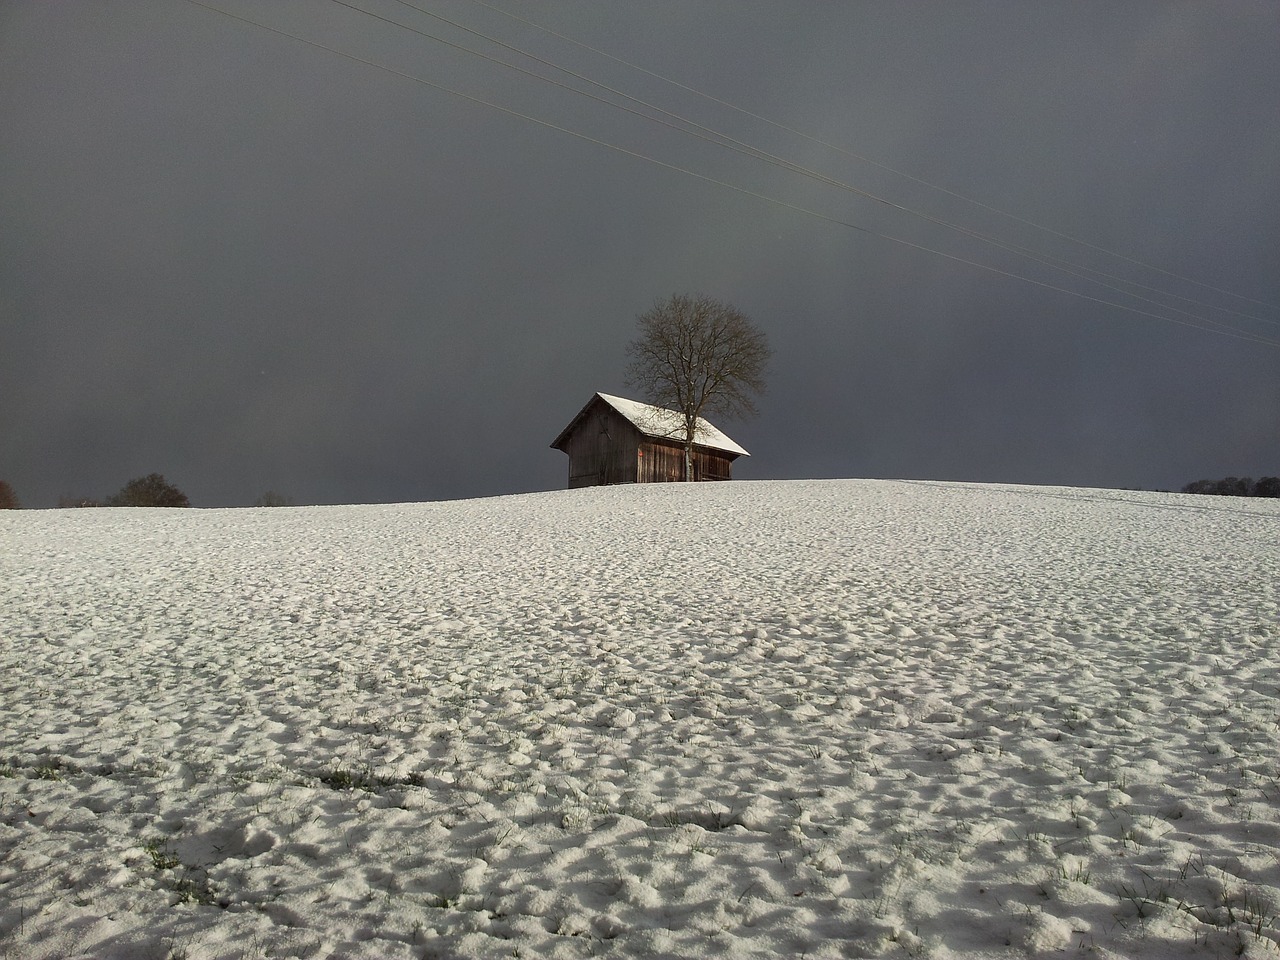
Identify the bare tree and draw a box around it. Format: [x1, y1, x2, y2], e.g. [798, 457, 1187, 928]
[254, 490, 294, 507]
[625, 293, 769, 481]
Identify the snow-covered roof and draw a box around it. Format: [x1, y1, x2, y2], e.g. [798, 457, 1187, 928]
[593, 393, 749, 457]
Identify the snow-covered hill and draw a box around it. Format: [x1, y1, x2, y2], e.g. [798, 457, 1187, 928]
[2, 480, 1277, 959]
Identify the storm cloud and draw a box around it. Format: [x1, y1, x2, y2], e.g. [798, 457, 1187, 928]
[2, 1, 1276, 506]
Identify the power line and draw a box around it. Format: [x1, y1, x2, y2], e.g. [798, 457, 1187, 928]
[339, 0, 1274, 341]
[323, 0, 1269, 341]
[180, 0, 1280, 348]
[466, 0, 1280, 320]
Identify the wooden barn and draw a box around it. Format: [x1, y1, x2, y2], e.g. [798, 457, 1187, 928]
[550, 392, 749, 488]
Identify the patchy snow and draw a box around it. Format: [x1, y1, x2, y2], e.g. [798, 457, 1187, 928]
[1, 479, 1278, 960]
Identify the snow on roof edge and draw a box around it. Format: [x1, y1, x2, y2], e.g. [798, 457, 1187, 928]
[594, 392, 750, 457]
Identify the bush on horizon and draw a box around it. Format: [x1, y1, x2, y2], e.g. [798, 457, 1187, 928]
[1182, 476, 1280, 498]
[106, 474, 191, 508]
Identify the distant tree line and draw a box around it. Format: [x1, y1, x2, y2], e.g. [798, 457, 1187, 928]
[1182, 476, 1280, 498]
[55, 473, 192, 508]
[0, 475, 296, 509]
[254, 490, 293, 507]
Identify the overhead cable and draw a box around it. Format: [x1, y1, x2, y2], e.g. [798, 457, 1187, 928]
[180, 0, 1280, 348]
[338, 0, 1274, 340]
[466, 0, 1280, 320]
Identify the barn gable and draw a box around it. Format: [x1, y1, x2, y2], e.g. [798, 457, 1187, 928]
[550, 393, 748, 488]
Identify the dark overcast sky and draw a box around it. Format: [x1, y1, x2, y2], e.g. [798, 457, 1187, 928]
[3, 2, 1277, 508]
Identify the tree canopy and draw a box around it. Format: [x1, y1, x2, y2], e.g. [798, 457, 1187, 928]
[107, 474, 191, 508]
[625, 293, 769, 480]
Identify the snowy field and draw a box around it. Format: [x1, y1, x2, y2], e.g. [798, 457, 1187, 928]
[1, 479, 1278, 960]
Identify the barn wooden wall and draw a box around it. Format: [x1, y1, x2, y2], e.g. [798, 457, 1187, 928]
[564, 407, 639, 488]
[637, 441, 733, 482]
[557, 399, 738, 487]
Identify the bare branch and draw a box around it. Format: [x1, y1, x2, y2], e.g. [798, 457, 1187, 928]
[624, 293, 770, 480]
